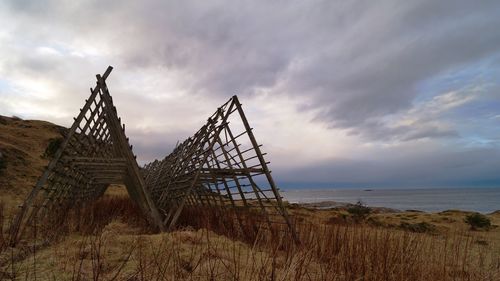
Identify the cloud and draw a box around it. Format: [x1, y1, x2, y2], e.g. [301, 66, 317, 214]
[279, 146, 500, 187]
[0, 0, 499, 186]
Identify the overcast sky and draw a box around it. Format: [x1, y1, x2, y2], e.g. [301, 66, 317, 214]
[1, 0, 500, 188]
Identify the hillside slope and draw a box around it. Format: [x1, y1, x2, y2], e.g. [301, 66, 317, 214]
[0, 115, 66, 215]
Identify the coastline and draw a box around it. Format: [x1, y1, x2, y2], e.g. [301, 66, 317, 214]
[282, 187, 500, 213]
[293, 200, 500, 215]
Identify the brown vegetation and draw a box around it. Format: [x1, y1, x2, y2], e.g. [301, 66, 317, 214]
[0, 194, 499, 280]
[1, 115, 499, 280]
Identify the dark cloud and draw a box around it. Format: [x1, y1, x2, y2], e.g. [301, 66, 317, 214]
[278, 147, 500, 187]
[3, 1, 500, 127]
[283, 1, 500, 133]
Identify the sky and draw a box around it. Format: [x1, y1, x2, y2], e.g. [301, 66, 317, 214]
[1, 0, 500, 189]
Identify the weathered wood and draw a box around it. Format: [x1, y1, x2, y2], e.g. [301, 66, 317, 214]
[233, 95, 298, 243]
[143, 95, 297, 241]
[12, 68, 297, 244]
[10, 66, 166, 245]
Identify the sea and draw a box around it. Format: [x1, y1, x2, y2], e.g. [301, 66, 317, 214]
[282, 187, 500, 213]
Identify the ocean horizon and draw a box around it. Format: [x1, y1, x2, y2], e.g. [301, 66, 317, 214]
[281, 187, 500, 213]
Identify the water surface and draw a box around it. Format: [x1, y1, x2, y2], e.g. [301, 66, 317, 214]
[282, 187, 500, 213]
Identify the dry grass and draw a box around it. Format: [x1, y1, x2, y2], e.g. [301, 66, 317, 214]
[0, 115, 65, 217]
[1, 196, 499, 281]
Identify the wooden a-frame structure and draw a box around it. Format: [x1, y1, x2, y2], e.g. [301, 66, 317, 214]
[10, 66, 297, 244]
[143, 96, 297, 242]
[10, 67, 164, 243]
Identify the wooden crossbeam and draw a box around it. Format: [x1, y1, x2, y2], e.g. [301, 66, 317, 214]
[199, 168, 264, 175]
[64, 157, 127, 162]
[71, 162, 127, 167]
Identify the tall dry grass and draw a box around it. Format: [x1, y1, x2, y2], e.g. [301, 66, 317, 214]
[1, 196, 499, 280]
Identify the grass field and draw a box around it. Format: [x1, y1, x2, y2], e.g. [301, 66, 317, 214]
[1, 194, 499, 280]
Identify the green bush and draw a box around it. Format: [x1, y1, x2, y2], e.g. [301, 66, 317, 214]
[44, 138, 63, 158]
[347, 201, 371, 222]
[465, 213, 491, 230]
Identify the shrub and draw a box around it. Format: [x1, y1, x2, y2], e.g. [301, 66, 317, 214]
[44, 138, 63, 158]
[347, 201, 371, 222]
[465, 213, 491, 230]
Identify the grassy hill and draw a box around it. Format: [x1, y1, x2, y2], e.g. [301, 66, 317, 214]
[0, 115, 66, 216]
[0, 115, 499, 280]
